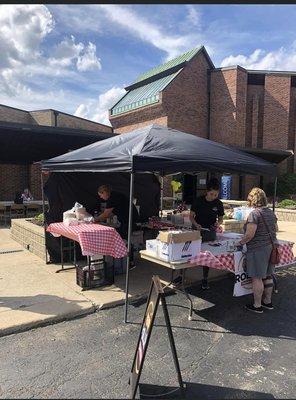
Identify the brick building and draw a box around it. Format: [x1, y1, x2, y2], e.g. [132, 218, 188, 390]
[109, 46, 296, 199]
[0, 104, 113, 200]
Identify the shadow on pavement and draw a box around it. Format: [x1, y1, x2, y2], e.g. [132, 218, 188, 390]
[180, 271, 296, 340]
[0, 294, 90, 315]
[138, 382, 275, 399]
[128, 269, 296, 341]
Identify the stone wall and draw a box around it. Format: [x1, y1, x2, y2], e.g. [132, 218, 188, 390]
[11, 219, 46, 261]
[222, 219, 245, 234]
[275, 208, 296, 222]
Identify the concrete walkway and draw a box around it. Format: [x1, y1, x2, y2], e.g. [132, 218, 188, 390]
[0, 221, 295, 337]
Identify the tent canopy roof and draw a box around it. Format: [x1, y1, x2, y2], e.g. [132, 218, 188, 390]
[237, 147, 293, 164]
[41, 124, 280, 176]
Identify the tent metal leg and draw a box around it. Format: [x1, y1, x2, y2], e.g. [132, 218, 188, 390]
[124, 171, 134, 323]
[273, 176, 278, 213]
[160, 175, 164, 217]
[40, 172, 49, 264]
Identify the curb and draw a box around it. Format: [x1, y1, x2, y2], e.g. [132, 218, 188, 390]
[0, 305, 96, 338]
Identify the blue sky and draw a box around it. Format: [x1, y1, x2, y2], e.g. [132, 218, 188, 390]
[1, 4, 296, 126]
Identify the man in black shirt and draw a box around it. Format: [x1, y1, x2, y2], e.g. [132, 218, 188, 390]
[96, 184, 139, 267]
[96, 184, 139, 239]
[190, 178, 225, 289]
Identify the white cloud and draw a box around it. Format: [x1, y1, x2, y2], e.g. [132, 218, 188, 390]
[75, 103, 90, 119]
[50, 5, 204, 61]
[53, 35, 83, 61]
[0, 4, 54, 68]
[49, 36, 101, 71]
[0, 5, 102, 114]
[75, 86, 126, 126]
[221, 46, 296, 71]
[77, 42, 101, 71]
[97, 4, 201, 61]
[185, 5, 201, 27]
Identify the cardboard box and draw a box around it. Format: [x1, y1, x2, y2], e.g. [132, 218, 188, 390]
[157, 238, 202, 262]
[146, 239, 159, 257]
[157, 230, 201, 244]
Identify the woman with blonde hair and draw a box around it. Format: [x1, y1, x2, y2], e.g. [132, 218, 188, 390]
[236, 187, 278, 313]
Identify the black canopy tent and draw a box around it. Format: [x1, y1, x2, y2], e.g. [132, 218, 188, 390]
[41, 124, 282, 323]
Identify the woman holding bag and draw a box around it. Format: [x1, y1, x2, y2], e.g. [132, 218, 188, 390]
[235, 187, 278, 313]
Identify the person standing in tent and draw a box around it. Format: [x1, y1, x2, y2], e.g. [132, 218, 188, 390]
[189, 178, 225, 290]
[96, 184, 140, 267]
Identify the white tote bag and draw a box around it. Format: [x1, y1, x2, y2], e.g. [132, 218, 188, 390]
[233, 251, 253, 297]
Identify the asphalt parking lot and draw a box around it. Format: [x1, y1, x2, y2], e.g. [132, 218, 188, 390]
[1, 267, 295, 399]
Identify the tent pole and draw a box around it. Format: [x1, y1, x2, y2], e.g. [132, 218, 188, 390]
[273, 176, 278, 213]
[40, 170, 48, 264]
[160, 175, 164, 217]
[124, 171, 134, 323]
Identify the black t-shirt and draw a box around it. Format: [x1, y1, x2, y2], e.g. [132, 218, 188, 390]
[105, 191, 139, 227]
[191, 195, 224, 229]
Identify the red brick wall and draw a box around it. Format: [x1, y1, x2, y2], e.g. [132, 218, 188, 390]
[263, 75, 291, 150]
[209, 67, 248, 198]
[288, 87, 296, 173]
[0, 105, 35, 124]
[0, 163, 49, 201]
[244, 175, 260, 198]
[210, 67, 247, 147]
[163, 176, 173, 198]
[263, 75, 291, 174]
[162, 51, 211, 137]
[57, 112, 113, 133]
[110, 51, 212, 137]
[210, 68, 237, 144]
[245, 85, 265, 148]
[0, 164, 29, 200]
[236, 68, 248, 146]
[30, 110, 54, 126]
[29, 164, 42, 199]
[110, 103, 167, 133]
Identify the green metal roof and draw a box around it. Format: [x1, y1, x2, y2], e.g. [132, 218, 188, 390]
[133, 46, 202, 84]
[111, 71, 180, 116]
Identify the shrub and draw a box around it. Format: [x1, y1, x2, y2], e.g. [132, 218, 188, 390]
[277, 173, 296, 197]
[265, 173, 296, 199]
[32, 213, 44, 226]
[277, 199, 296, 209]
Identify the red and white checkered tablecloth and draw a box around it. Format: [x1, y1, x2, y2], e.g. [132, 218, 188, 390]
[47, 222, 127, 258]
[190, 242, 295, 273]
[277, 242, 295, 266]
[190, 251, 235, 272]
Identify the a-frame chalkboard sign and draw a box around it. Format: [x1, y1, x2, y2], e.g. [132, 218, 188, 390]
[129, 275, 185, 399]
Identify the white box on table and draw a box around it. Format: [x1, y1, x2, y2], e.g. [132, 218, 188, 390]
[145, 239, 159, 257]
[156, 230, 201, 262]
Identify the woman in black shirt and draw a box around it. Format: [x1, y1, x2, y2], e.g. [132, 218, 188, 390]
[190, 178, 225, 289]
